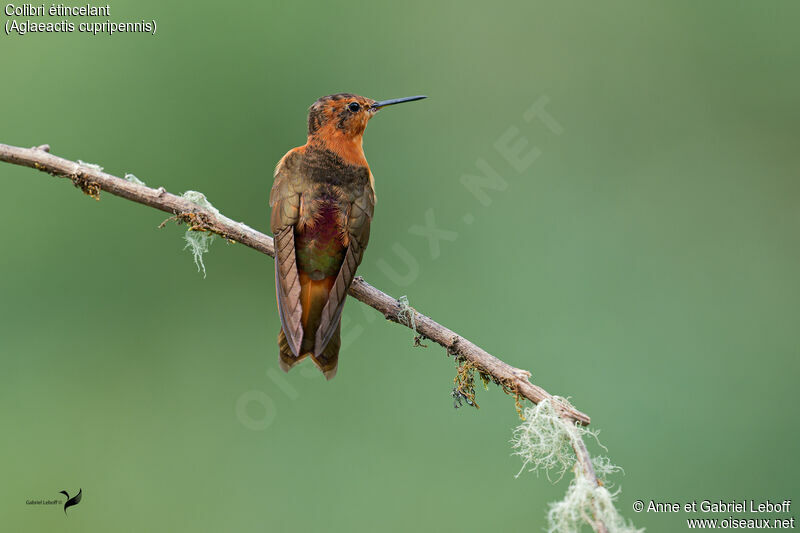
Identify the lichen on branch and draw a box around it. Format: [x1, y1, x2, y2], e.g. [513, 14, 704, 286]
[512, 399, 642, 533]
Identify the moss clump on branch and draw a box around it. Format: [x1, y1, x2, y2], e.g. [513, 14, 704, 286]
[450, 354, 525, 417]
[69, 159, 104, 200]
[452, 357, 482, 409]
[71, 175, 101, 200]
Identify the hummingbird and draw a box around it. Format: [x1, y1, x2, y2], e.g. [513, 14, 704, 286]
[270, 93, 426, 379]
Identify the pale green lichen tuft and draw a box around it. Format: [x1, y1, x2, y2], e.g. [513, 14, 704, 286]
[546, 467, 643, 533]
[124, 173, 146, 186]
[182, 190, 221, 217]
[184, 231, 215, 277]
[592, 455, 624, 486]
[512, 398, 579, 481]
[397, 295, 428, 347]
[180, 191, 221, 277]
[77, 159, 104, 172]
[511, 398, 643, 533]
[397, 295, 417, 332]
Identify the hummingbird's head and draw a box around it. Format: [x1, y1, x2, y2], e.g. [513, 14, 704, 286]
[308, 93, 427, 138]
[308, 93, 376, 139]
[306, 93, 426, 165]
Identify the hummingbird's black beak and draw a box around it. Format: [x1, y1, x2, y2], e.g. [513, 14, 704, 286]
[371, 95, 427, 110]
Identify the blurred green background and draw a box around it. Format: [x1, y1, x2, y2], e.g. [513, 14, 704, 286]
[1, 1, 798, 531]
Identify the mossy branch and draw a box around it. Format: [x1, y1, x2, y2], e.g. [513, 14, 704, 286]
[0, 142, 590, 423]
[0, 141, 612, 530]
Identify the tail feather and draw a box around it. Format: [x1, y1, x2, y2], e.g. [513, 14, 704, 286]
[278, 322, 340, 380]
[311, 321, 340, 380]
[278, 329, 310, 372]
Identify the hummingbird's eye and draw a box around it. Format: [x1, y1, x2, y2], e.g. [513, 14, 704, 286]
[348, 102, 361, 113]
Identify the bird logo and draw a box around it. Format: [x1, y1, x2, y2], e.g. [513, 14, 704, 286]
[58, 488, 82, 515]
[270, 93, 426, 379]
